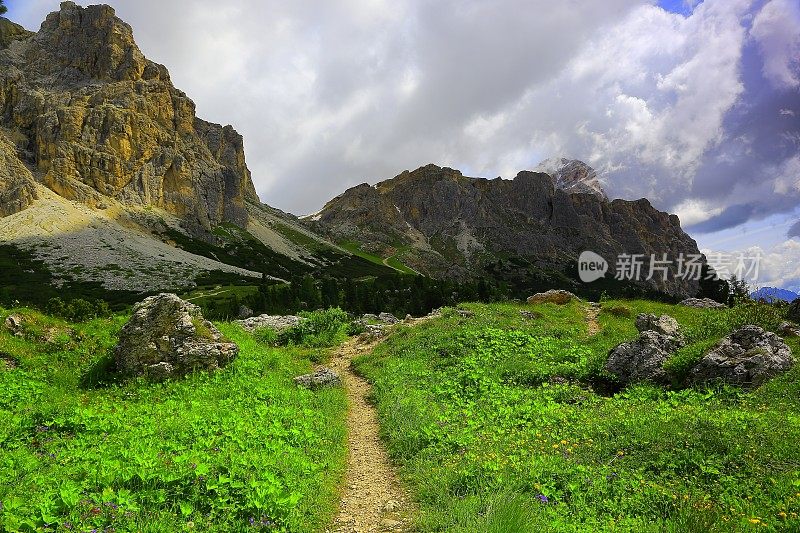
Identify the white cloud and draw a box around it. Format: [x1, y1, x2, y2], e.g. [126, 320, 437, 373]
[750, 0, 800, 89]
[773, 155, 800, 194]
[674, 199, 725, 226]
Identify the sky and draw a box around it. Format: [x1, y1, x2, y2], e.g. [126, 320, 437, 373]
[5, 0, 800, 291]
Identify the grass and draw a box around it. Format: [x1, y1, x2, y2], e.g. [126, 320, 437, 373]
[337, 241, 417, 275]
[354, 299, 800, 532]
[0, 307, 347, 532]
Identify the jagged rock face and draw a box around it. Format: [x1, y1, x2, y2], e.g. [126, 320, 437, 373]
[0, 3, 258, 229]
[314, 164, 703, 296]
[533, 157, 608, 200]
[0, 132, 38, 216]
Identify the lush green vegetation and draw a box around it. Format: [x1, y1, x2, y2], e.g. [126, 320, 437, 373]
[0, 307, 347, 532]
[254, 308, 351, 350]
[354, 299, 800, 532]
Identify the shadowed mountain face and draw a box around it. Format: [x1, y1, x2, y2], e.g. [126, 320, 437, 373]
[312, 164, 703, 296]
[0, 2, 257, 232]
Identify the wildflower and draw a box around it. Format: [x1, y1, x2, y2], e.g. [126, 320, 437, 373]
[536, 494, 548, 504]
[778, 512, 787, 519]
[749, 518, 761, 524]
[187, 521, 195, 529]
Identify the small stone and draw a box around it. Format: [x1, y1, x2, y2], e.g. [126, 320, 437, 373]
[635, 313, 682, 338]
[234, 314, 304, 332]
[378, 312, 399, 325]
[293, 367, 341, 389]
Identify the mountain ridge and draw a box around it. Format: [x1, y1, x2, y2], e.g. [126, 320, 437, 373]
[310, 163, 703, 297]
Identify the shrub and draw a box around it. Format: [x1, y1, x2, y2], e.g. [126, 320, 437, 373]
[277, 307, 350, 348]
[604, 305, 632, 317]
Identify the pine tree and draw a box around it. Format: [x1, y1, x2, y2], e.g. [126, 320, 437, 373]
[0, 1, 7, 16]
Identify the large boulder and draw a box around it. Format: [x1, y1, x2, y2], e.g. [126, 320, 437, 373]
[688, 325, 793, 387]
[605, 313, 685, 385]
[788, 299, 800, 323]
[680, 298, 726, 309]
[114, 294, 238, 381]
[527, 290, 578, 305]
[605, 331, 684, 385]
[235, 314, 304, 332]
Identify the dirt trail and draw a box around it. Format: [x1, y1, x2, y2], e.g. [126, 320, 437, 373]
[586, 304, 601, 336]
[327, 332, 416, 533]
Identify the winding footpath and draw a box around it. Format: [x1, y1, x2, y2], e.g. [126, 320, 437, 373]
[327, 333, 416, 533]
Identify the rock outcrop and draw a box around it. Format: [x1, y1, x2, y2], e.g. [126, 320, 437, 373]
[0, 132, 38, 217]
[527, 289, 578, 305]
[114, 293, 238, 381]
[688, 325, 793, 387]
[605, 313, 685, 385]
[680, 298, 727, 309]
[311, 164, 703, 297]
[0, 3, 259, 230]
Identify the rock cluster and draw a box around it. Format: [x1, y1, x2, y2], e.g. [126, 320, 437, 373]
[235, 314, 304, 332]
[605, 313, 685, 385]
[689, 326, 793, 387]
[114, 293, 238, 381]
[293, 367, 341, 389]
[679, 298, 727, 309]
[527, 290, 578, 305]
[606, 315, 794, 389]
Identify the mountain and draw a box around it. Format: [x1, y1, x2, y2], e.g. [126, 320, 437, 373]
[309, 163, 703, 297]
[533, 157, 608, 200]
[751, 287, 799, 303]
[0, 3, 394, 300]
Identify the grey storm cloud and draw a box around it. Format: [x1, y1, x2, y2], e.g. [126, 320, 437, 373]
[6, 0, 800, 222]
[789, 220, 800, 238]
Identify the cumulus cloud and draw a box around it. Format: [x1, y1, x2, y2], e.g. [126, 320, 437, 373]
[750, 0, 800, 89]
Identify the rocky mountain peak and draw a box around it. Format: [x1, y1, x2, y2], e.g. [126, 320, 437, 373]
[0, 2, 259, 232]
[33, 2, 148, 82]
[533, 157, 608, 200]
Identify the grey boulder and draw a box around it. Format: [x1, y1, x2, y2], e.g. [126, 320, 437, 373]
[689, 325, 793, 387]
[293, 367, 341, 389]
[679, 298, 726, 309]
[114, 293, 238, 381]
[605, 313, 685, 385]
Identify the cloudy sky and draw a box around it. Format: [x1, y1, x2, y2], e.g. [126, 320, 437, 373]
[6, 0, 800, 290]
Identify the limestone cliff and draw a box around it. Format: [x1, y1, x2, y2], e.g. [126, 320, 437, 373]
[312, 164, 704, 297]
[0, 2, 259, 230]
